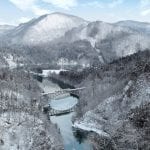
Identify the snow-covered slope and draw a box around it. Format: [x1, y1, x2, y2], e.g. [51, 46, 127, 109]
[64, 21, 133, 45]
[2, 13, 150, 64]
[62, 21, 150, 62]
[0, 69, 63, 150]
[71, 49, 150, 149]
[116, 20, 150, 35]
[7, 12, 88, 45]
[74, 73, 150, 146]
[0, 25, 15, 36]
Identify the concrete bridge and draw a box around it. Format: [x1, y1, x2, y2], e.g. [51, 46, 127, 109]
[29, 71, 87, 116]
[29, 71, 45, 77]
[43, 104, 76, 116]
[42, 87, 86, 116]
[49, 105, 76, 116]
[42, 87, 86, 99]
[29, 69, 67, 77]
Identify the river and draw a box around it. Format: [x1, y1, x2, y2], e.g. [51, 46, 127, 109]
[38, 77, 93, 150]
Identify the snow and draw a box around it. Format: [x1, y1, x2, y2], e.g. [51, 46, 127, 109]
[123, 80, 133, 94]
[42, 69, 67, 77]
[0, 25, 15, 30]
[4, 55, 17, 69]
[146, 87, 150, 94]
[0, 112, 43, 150]
[73, 21, 131, 43]
[10, 12, 87, 44]
[116, 20, 150, 35]
[74, 73, 150, 144]
[57, 58, 78, 66]
[2, 90, 23, 99]
[38, 78, 61, 93]
[0, 25, 14, 35]
[73, 121, 109, 137]
[64, 20, 150, 61]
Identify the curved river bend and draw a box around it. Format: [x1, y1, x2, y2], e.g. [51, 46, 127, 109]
[38, 78, 93, 150]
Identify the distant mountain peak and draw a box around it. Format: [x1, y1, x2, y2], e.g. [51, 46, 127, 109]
[7, 12, 88, 45]
[0, 25, 15, 35]
[115, 20, 150, 35]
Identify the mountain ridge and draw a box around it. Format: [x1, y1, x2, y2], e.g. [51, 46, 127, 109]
[5, 12, 88, 45]
[0, 12, 150, 66]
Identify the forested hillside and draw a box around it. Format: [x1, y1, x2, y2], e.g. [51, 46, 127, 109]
[0, 69, 63, 150]
[58, 50, 150, 149]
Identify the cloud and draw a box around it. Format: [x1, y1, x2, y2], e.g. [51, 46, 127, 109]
[140, 0, 150, 16]
[9, 0, 50, 16]
[108, 0, 124, 8]
[9, 0, 76, 15]
[141, 9, 150, 16]
[9, 0, 36, 10]
[0, 19, 18, 25]
[85, 1, 104, 8]
[32, 6, 50, 16]
[42, 0, 77, 9]
[18, 17, 31, 23]
[140, 0, 150, 7]
[10, 0, 78, 11]
[82, 0, 124, 9]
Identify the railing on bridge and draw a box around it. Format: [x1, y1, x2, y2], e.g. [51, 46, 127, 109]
[42, 87, 87, 116]
[42, 87, 86, 99]
[49, 105, 76, 116]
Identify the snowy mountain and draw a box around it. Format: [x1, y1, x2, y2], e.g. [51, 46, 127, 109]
[1, 13, 150, 65]
[116, 20, 150, 35]
[0, 25, 15, 36]
[61, 21, 150, 62]
[6, 12, 88, 45]
[71, 50, 150, 149]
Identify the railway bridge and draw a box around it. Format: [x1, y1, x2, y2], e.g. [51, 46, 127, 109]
[49, 105, 76, 116]
[42, 87, 86, 116]
[42, 87, 86, 99]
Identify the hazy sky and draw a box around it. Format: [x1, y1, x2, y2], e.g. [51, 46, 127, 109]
[0, 0, 150, 25]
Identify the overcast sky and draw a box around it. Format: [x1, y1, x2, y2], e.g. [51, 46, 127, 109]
[0, 0, 150, 25]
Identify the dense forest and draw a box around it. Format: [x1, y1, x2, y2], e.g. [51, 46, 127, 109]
[57, 49, 150, 149]
[0, 68, 63, 150]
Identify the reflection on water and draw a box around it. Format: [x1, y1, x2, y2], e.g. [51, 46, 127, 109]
[50, 96, 92, 150]
[37, 76, 93, 150]
[50, 96, 78, 110]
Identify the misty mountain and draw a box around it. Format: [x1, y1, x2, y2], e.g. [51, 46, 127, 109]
[58, 49, 150, 149]
[5, 12, 88, 45]
[0, 25, 15, 36]
[116, 20, 150, 35]
[0, 12, 150, 150]
[1, 13, 150, 66]
[61, 21, 150, 62]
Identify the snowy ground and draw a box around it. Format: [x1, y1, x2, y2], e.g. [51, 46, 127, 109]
[73, 73, 150, 142]
[0, 112, 62, 150]
[73, 110, 110, 138]
[42, 69, 67, 77]
[38, 78, 61, 93]
[4, 55, 17, 69]
[0, 70, 64, 150]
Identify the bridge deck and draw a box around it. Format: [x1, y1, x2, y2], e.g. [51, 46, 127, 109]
[42, 87, 86, 96]
[49, 105, 76, 116]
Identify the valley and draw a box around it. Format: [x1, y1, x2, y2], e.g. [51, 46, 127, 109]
[38, 76, 92, 150]
[0, 11, 150, 150]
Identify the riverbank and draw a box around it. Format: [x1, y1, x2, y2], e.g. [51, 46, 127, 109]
[39, 76, 93, 150]
[0, 69, 63, 150]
